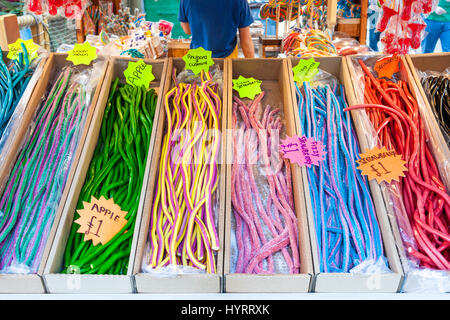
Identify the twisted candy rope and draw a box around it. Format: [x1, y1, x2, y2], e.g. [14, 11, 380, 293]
[231, 93, 300, 274]
[146, 70, 221, 274]
[296, 81, 385, 272]
[0, 67, 90, 273]
[62, 79, 156, 275]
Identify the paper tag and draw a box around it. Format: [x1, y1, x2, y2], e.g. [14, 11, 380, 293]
[356, 146, 407, 184]
[66, 42, 97, 65]
[75, 196, 128, 246]
[7, 39, 39, 62]
[280, 135, 326, 167]
[232, 76, 262, 100]
[124, 59, 155, 88]
[374, 54, 400, 79]
[182, 47, 214, 75]
[292, 58, 320, 83]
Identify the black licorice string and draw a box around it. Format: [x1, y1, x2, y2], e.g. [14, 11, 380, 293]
[420, 74, 450, 146]
[0, 67, 90, 273]
[62, 78, 157, 275]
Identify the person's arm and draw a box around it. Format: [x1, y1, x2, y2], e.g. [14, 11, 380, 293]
[239, 26, 254, 58]
[180, 22, 191, 35]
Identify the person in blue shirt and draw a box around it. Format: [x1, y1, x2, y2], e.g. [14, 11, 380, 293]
[178, 0, 255, 58]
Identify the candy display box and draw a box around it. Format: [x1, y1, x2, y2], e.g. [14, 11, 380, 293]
[0, 53, 108, 293]
[223, 58, 313, 293]
[42, 57, 167, 293]
[288, 56, 404, 293]
[132, 58, 228, 293]
[388, 54, 449, 293]
[345, 54, 449, 293]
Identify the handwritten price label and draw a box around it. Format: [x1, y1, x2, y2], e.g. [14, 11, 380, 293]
[75, 196, 128, 245]
[232, 76, 262, 100]
[280, 135, 326, 167]
[292, 58, 320, 83]
[124, 59, 155, 88]
[356, 146, 407, 184]
[182, 47, 214, 75]
[66, 42, 97, 65]
[374, 54, 400, 79]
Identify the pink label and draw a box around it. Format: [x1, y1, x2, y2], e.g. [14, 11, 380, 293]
[280, 135, 326, 167]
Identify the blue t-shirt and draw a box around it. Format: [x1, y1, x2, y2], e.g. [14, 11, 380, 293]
[179, 0, 254, 58]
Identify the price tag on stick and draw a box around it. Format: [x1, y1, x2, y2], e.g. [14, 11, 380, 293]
[356, 146, 407, 184]
[232, 76, 262, 100]
[292, 58, 320, 83]
[124, 59, 155, 88]
[75, 196, 128, 246]
[66, 41, 97, 65]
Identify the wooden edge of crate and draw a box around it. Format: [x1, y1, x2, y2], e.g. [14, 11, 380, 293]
[132, 58, 227, 292]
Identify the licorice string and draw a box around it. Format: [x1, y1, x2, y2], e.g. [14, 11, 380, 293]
[420, 73, 449, 147]
[0, 44, 32, 145]
[296, 80, 385, 273]
[231, 92, 300, 274]
[345, 59, 450, 270]
[0, 67, 92, 273]
[145, 70, 221, 274]
[62, 78, 157, 275]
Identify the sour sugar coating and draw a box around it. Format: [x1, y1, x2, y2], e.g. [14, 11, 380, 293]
[296, 81, 385, 272]
[345, 60, 450, 270]
[146, 70, 221, 273]
[62, 78, 156, 275]
[0, 67, 90, 273]
[231, 92, 300, 274]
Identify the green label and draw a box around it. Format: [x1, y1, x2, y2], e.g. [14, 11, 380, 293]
[232, 76, 262, 100]
[7, 39, 39, 61]
[182, 47, 214, 75]
[66, 42, 97, 65]
[124, 59, 155, 88]
[293, 58, 320, 83]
